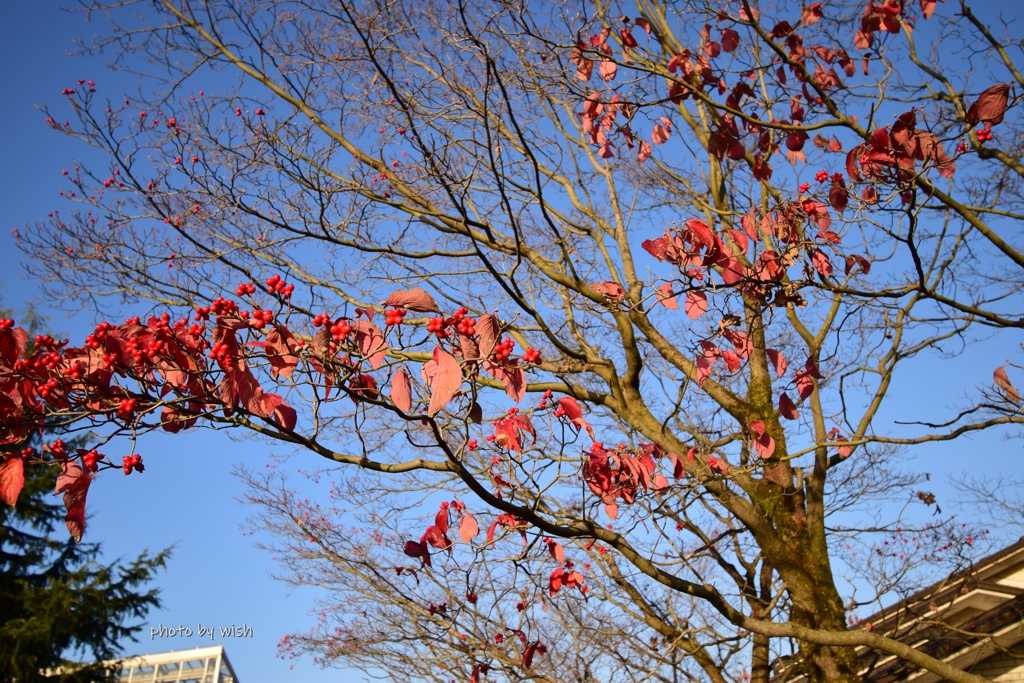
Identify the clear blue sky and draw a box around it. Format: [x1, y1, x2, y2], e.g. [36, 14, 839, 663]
[0, 3, 1020, 682]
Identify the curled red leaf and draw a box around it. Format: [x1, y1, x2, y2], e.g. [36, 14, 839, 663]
[967, 84, 1011, 127]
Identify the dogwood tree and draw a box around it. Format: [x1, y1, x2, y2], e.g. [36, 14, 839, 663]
[4, 0, 1023, 681]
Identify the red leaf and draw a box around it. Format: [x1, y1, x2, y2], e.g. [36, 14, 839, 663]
[55, 460, 93, 542]
[0, 325, 28, 366]
[422, 525, 452, 552]
[634, 17, 651, 33]
[427, 346, 463, 416]
[638, 140, 652, 162]
[459, 514, 479, 542]
[719, 257, 745, 285]
[0, 456, 25, 507]
[548, 540, 565, 564]
[844, 254, 872, 275]
[403, 540, 431, 567]
[604, 501, 619, 519]
[599, 60, 617, 81]
[811, 248, 833, 277]
[556, 397, 595, 440]
[795, 369, 815, 400]
[576, 58, 593, 81]
[829, 181, 849, 214]
[802, 3, 824, 25]
[390, 367, 413, 412]
[651, 121, 671, 145]
[476, 314, 501, 359]
[549, 567, 564, 595]
[592, 281, 626, 300]
[721, 29, 739, 52]
[263, 394, 297, 430]
[381, 288, 440, 312]
[741, 209, 759, 242]
[221, 367, 267, 416]
[160, 406, 198, 433]
[656, 283, 679, 309]
[685, 291, 707, 320]
[262, 325, 300, 379]
[522, 642, 539, 669]
[696, 356, 711, 388]
[353, 320, 388, 369]
[766, 349, 787, 377]
[779, 392, 799, 420]
[967, 84, 1010, 126]
[994, 366, 1021, 403]
[435, 507, 449, 535]
[485, 361, 527, 403]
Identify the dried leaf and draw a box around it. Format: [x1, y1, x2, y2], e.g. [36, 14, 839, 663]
[967, 84, 1011, 127]
[381, 288, 441, 312]
[592, 281, 626, 300]
[994, 365, 1021, 403]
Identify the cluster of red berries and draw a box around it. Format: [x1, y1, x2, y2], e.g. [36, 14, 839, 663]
[330, 319, 352, 341]
[64, 362, 85, 381]
[492, 337, 515, 361]
[49, 439, 67, 459]
[83, 449, 103, 473]
[799, 182, 811, 193]
[815, 169, 829, 182]
[37, 377, 59, 399]
[265, 274, 294, 298]
[427, 602, 448, 616]
[210, 297, 238, 317]
[384, 307, 407, 326]
[249, 309, 274, 329]
[235, 282, 257, 296]
[522, 347, 541, 364]
[467, 439, 478, 451]
[452, 308, 476, 335]
[117, 398, 137, 419]
[0, 318, 13, 330]
[209, 341, 235, 366]
[122, 453, 144, 475]
[466, 592, 478, 604]
[426, 317, 450, 339]
[977, 126, 993, 142]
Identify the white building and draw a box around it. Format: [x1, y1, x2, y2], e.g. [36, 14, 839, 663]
[106, 645, 240, 683]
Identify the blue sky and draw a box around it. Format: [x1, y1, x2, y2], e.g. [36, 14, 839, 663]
[1, 2, 1021, 682]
